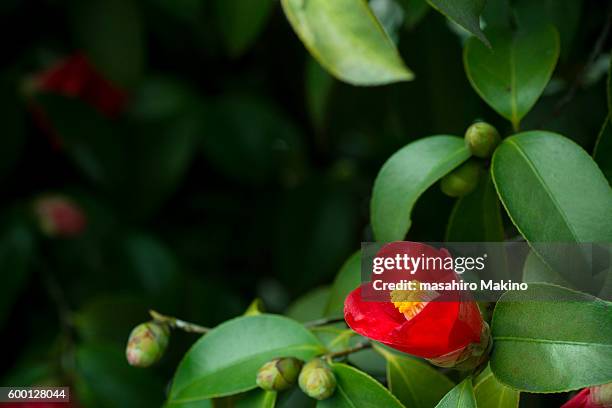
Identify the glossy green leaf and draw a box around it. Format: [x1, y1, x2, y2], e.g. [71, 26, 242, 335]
[169, 315, 324, 402]
[522, 251, 572, 287]
[164, 400, 212, 408]
[594, 116, 612, 184]
[491, 131, 612, 250]
[398, 0, 429, 29]
[490, 283, 612, 392]
[317, 363, 404, 408]
[285, 286, 330, 322]
[214, 0, 275, 57]
[281, 0, 413, 86]
[514, 0, 581, 60]
[427, 0, 489, 46]
[324, 251, 360, 316]
[306, 58, 334, 132]
[372, 136, 471, 241]
[473, 366, 519, 408]
[311, 327, 355, 352]
[235, 389, 277, 408]
[369, 0, 405, 43]
[445, 173, 504, 242]
[347, 342, 387, 378]
[375, 344, 455, 408]
[464, 26, 559, 129]
[69, 0, 145, 87]
[435, 378, 476, 408]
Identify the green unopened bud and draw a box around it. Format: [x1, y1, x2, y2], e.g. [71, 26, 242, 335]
[298, 359, 336, 400]
[256, 357, 303, 391]
[441, 160, 481, 198]
[464, 122, 501, 158]
[126, 321, 169, 367]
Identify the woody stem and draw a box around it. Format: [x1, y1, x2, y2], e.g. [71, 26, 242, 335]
[150, 310, 210, 334]
[304, 316, 346, 328]
[324, 341, 371, 360]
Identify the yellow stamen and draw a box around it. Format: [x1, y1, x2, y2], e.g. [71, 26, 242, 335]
[390, 281, 439, 320]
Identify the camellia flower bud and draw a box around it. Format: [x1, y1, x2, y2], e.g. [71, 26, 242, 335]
[34, 195, 87, 238]
[256, 357, 303, 391]
[440, 160, 481, 198]
[562, 383, 612, 408]
[126, 321, 170, 368]
[298, 358, 336, 400]
[464, 121, 501, 158]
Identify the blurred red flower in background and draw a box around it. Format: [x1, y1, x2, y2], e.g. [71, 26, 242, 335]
[34, 195, 87, 238]
[344, 242, 489, 369]
[31, 53, 127, 117]
[27, 53, 128, 148]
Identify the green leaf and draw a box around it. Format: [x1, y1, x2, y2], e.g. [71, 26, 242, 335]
[317, 363, 404, 408]
[375, 344, 455, 408]
[435, 378, 476, 408]
[513, 0, 581, 60]
[214, 0, 275, 57]
[69, 0, 145, 87]
[594, 116, 612, 184]
[281, 0, 413, 86]
[34, 94, 129, 192]
[118, 233, 182, 308]
[306, 58, 334, 132]
[522, 251, 572, 287]
[490, 283, 612, 392]
[310, 327, 355, 352]
[427, 0, 489, 47]
[201, 95, 305, 186]
[235, 389, 277, 408]
[473, 366, 519, 408]
[397, 0, 429, 29]
[491, 132, 612, 262]
[324, 251, 360, 316]
[445, 173, 504, 242]
[464, 26, 559, 129]
[371, 135, 471, 241]
[75, 342, 165, 408]
[169, 315, 324, 402]
[285, 286, 331, 322]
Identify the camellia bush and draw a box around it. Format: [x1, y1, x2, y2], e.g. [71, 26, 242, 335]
[1, 0, 611, 408]
[121, 1, 612, 408]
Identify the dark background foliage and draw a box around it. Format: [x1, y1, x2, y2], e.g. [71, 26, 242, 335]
[0, 0, 608, 406]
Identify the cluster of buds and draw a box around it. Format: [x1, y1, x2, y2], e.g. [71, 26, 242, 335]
[256, 357, 336, 400]
[33, 195, 87, 238]
[441, 121, 501, 198]
[126, 321, 170, 368]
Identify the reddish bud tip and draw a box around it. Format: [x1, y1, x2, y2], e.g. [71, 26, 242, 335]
[34, 195, 87, 238]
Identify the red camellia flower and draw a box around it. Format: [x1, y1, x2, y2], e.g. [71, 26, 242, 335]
[27, 54, 128, 148]
[34, 195, 87, 238]
[344, 242, 489, 369]
[31, 53, 127, 117]
[562, 384, 612, 408]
